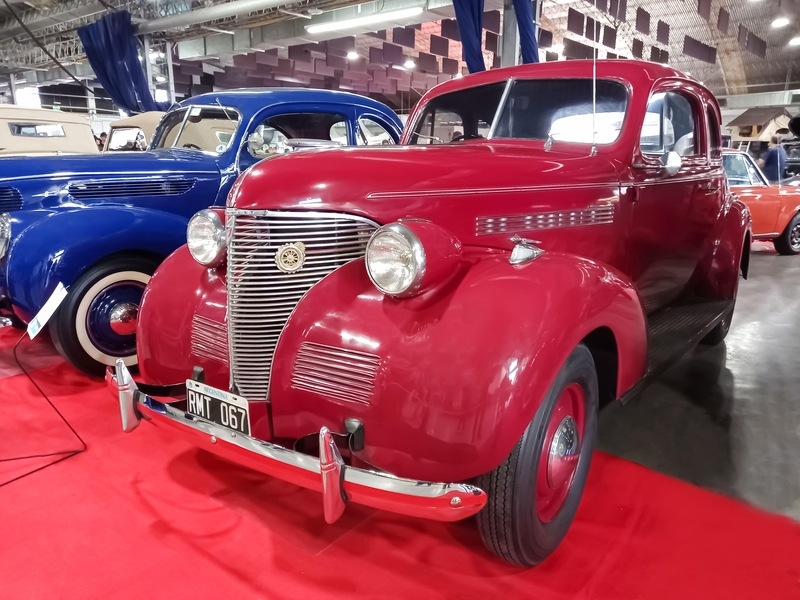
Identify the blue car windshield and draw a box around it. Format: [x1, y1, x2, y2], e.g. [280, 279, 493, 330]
[152, 105, 240, 155]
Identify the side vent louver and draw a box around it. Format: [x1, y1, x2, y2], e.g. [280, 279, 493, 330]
[68, 178, 196, 200]
[0, 187, 23, 212]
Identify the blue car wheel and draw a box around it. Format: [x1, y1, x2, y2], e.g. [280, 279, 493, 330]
[50, 256, 159, 375]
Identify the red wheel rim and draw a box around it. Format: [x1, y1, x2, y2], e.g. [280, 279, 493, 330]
[535, 382, 586, 523]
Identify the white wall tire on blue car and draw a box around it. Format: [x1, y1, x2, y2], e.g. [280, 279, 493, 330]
[50, 256, 158, 375]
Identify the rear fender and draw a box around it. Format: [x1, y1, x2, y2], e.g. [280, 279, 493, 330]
[7, 207, 189, 319]
[269, 251, 647, 482]
[694, 197, 751, 300]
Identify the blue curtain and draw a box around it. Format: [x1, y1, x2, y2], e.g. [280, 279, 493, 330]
[78, 11, 170, 114]
[453, 0, 486, 74]
[453, 0, 540, 73]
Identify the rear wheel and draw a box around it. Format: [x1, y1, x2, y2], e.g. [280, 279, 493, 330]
[476, 344, 599, 567]
[50, 256, 157, 375]
[773, 212, 800, 255]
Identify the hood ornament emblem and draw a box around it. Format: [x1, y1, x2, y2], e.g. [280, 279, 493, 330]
[275, 242, 306, 273]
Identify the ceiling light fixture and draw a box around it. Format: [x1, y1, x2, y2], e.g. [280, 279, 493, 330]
[773, 17, 790, 28]
[306, 7, 424, 34]
[346, 51, 359, 60]
[404, 59, 416, 69]
[155, 75, 166, 82]
[790, 37, 800, 46]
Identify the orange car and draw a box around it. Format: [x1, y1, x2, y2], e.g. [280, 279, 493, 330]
[723, 149, 800, 254]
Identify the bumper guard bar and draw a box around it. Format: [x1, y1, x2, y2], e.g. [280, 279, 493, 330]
[108, 360, 487, 523]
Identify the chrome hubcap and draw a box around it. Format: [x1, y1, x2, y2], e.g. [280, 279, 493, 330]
[791, 223, 800, 249]
[109, 302, 139, 335]
[547, 416, 581, 490]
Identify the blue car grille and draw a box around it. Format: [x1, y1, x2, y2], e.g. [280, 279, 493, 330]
[68, 178, 196, 199]
[0, 187, 23, 212]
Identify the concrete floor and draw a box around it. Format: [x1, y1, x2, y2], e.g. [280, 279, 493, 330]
[597, 242, 800, 522]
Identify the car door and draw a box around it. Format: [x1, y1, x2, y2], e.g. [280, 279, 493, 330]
[723, 152, 780, 236]
[627, 88, 709, 313]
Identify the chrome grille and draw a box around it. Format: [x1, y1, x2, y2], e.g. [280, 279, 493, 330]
[476, 204, 615, 236]
[227, 210, 378, 401]
[292, 341, 381, 405]
[68, 178, 195, 199]
[0, 187, 22, 212]
[191, 314, 229, 366]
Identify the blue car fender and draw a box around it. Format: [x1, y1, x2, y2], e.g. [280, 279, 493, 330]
[7, 206, 190, 318]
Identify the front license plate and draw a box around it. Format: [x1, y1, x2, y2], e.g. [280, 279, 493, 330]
[186, 380, 250, 436]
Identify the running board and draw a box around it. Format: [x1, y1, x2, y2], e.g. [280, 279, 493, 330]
[620, 299, 734, 405]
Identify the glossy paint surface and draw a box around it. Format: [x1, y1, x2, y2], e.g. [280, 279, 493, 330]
[138, 61, 749, 482]
[723, 150, 800, 238]
[0, 89, 403, 319]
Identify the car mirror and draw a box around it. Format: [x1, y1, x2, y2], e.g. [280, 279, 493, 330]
[246, 132, 268, 158]
[659, 151, 682, 177]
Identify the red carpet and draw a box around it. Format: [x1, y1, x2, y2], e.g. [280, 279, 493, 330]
[0, 329, 799, 599]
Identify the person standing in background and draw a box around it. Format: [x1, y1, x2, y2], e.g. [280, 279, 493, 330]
[758, 136, 787, 183]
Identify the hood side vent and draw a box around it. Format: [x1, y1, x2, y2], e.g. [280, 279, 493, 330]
[68, 178, 196, 200]
[0, 187, 23, 212]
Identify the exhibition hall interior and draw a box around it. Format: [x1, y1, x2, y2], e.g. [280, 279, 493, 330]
[1, 0, 800, 596]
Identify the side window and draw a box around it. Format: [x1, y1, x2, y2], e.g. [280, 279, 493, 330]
[414, 109, 465, 144]
[640, 92, 698, 157]
[707, 107, 721, 159]
[356, 118, 396, 145]
[246, 112, 346, 159]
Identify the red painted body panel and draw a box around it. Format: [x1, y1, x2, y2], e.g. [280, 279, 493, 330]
[135, 61, 748, 485]
[269, 255, 645, 482]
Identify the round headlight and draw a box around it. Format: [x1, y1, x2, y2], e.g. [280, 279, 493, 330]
[365, 223, 425, 296]
[187, 209, 226, 267]
[0, 213, 10, 260]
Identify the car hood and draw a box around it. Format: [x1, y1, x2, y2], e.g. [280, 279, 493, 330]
[0, 149, 221, 183]
[230, 141, 622, 244]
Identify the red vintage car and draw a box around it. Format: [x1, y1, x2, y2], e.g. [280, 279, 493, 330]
[722, 149, 800, 254]
[108, 61, 750, 567]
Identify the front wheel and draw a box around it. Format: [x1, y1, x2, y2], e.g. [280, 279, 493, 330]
[773, 212, 800, 255]
[476, 343, 599, 567]
[50, 256, 157, 375]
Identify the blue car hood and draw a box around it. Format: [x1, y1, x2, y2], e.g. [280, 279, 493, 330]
[0, 149, 221, 182]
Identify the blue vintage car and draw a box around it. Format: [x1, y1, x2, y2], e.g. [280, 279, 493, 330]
[0, 89, 403, 374]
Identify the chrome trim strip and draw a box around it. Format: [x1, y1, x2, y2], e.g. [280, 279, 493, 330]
[112, 362, 483, 508]
[476, 204, 615, 236]
[487, 78, 514, 140]
[366, 182, 616, 200]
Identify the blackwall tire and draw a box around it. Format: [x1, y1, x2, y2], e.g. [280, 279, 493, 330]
[773, 212, 800, 255]
[476, 343, 599, 567]
[50, 256, 157, 375]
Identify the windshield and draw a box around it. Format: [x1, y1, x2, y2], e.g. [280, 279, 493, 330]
[409, 78, 629, 145]
[152, 106, 240, 154]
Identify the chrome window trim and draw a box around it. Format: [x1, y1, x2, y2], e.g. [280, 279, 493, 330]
[740, 152, 769, 187]
[487, 78, 514, 140]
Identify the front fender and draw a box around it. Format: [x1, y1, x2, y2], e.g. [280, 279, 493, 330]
[7, 206, 190, 319]
[270, 251, 647, 482]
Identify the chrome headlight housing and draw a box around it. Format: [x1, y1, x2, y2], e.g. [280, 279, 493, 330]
[187, 209, 227, 267]
[365, 223, 425, 297]
[0, 213, 10, 260]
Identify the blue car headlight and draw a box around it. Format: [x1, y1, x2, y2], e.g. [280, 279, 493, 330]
[0, 213, 10, 259]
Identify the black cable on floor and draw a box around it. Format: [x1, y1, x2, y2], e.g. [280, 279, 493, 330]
[0, 332, 87, 489]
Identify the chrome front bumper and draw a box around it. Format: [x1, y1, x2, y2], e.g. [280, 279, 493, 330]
[108, 360, 487, 523]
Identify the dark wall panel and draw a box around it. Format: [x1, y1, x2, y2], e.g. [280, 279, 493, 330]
[564, 38, 594, 60]
[567, 8, 585, 36]
[586, 17, 600, 42]
[485, 31, 499, 53]
[430, 34, 449, 57]
[382, 42, 403, 64]
[657, 20, 669, 45]
[440, 19, 460, 41]
[697, 0, 711, 21]
[738, 25, 748, 50]
[539, 28, 553, 48]
[718, 8, 730, 34]
[746, 33, 767, 58]
[602, 26, 617, 49]
[632, 38, 643, 59]
[636, 8, 650, 35]
[684, 35, 717, 64]
[393, 27, 416, 48]
[484, 10, 501, 34]
[442, 57, 459, 75]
